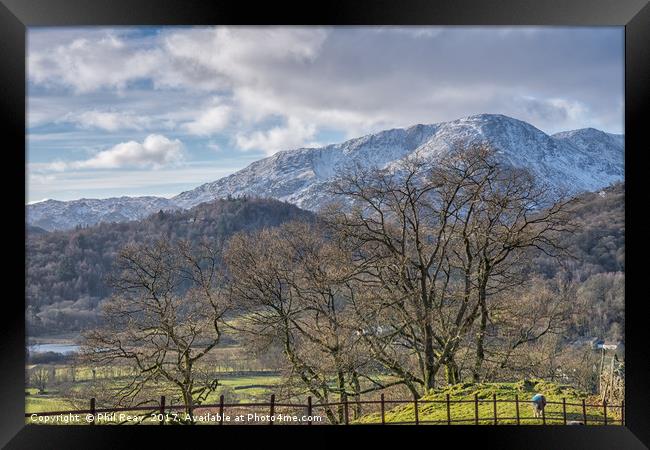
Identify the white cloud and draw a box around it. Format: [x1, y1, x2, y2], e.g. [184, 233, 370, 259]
[235, 117, 318, 155]
[183, 101, 232, 135]
[28, 26, 624, 162]
[63, 110, 152, 131]
[27, 158, 260, 203]
[157, 27, 327, 90]
[26, 26, 624, 202]
[28, 27, 625, 139]
[50, 134, 184, 170]
[29, 27, 328, 94]
[29, 31, 162, 93]
[373, 26, 445, 39]
[206, 142, 221, 152]
[513, 96, 590, 132]
[232, 86, 391, 139]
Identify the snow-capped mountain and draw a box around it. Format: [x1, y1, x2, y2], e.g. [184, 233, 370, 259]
[27, 114, 624, 231]
[172, 123, 439, 210]
[173, 114, 624, 210]
[551, 128, 624, 173]
[27, 196, 179, 232]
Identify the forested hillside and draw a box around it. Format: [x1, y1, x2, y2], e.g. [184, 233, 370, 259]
[532, 182, 624, 279]
[26, 197, 313, 335]
[26, 184, 624, 340]
[530, 182, 624, 341]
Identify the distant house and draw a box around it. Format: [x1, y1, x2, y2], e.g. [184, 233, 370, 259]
[588, 338, 624, 357]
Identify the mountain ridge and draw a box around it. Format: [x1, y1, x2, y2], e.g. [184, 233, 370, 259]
[27, 114, 624, 231]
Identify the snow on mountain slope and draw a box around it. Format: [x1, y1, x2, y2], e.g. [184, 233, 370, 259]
[171, 124, 439, 209]
[173, 114, 624, 210]
[27, 114, 624, 231]
[409, 115, 624, 195]
[552, 127, 624, 174]
[27, 196, 179, 231]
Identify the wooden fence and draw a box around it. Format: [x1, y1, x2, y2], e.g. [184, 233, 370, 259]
[26, 393, 624, 426]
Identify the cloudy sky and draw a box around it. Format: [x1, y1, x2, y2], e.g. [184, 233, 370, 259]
[27, 26, 624, 203]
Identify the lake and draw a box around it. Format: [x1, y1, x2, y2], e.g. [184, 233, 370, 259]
[28, 343, 80, 354]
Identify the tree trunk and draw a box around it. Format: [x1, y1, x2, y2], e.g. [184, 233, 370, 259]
[183, 356, 195, 424]
[351, 371, 362, 419]
[182, 389, 195, 424]
[337, 370, 347, 423]
[445, 358, 460, 385]
[321, 394, 338, 424]
[423, 320, 437, 393]
[472, 285, 489, 383]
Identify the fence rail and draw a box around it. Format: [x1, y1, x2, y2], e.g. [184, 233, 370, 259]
[26, 394, 624, 426]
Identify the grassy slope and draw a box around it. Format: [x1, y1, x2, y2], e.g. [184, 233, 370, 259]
[356, 380, 622, 425]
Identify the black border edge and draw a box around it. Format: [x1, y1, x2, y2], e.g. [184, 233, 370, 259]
[1, 0, 648, 448]
[1, 0, 649, 26]
[624, 2, 650, 447]
[0, 0, 26, 448]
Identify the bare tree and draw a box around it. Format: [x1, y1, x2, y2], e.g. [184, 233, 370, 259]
[324, 143, 573, 393]
[81, 239, 230, 422]
[476, 276, 574, 381]
[30, 366, 50, 394]
[225, 221, 390, 423]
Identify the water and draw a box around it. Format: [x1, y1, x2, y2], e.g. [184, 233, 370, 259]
[28, 343, 79, 354]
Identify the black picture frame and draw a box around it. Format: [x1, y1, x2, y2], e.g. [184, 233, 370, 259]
[1, 0, 648, 448]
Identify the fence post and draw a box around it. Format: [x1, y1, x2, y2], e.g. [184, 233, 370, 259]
[446, 393, 451, 425]
[603, 400, 607, 425]
[515, 394, 520, 425]
[582, 399, 587, 425]
[344, 398, 349, 425]
[562, 398, 567, 425]
[493, 394, 497, 425]
[269, 394, 275, 425]
[474, 394, 479, 425]
[380, 394, 385, 425]
[219, 394, 225, 426]
[160, 396, 165, 425]
[621, 400, 625, 426]
[307, 396, 312, 425]
[89, 398, 96, 426]
[413, 394, 419, 425]
[542, 404, 546, 425]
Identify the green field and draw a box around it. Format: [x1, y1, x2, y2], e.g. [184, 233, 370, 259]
[26, 363, 622, 426]
[26, 388, 77, 414]
[25, 368, 283, 416]
[355, 380, 621, 425]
